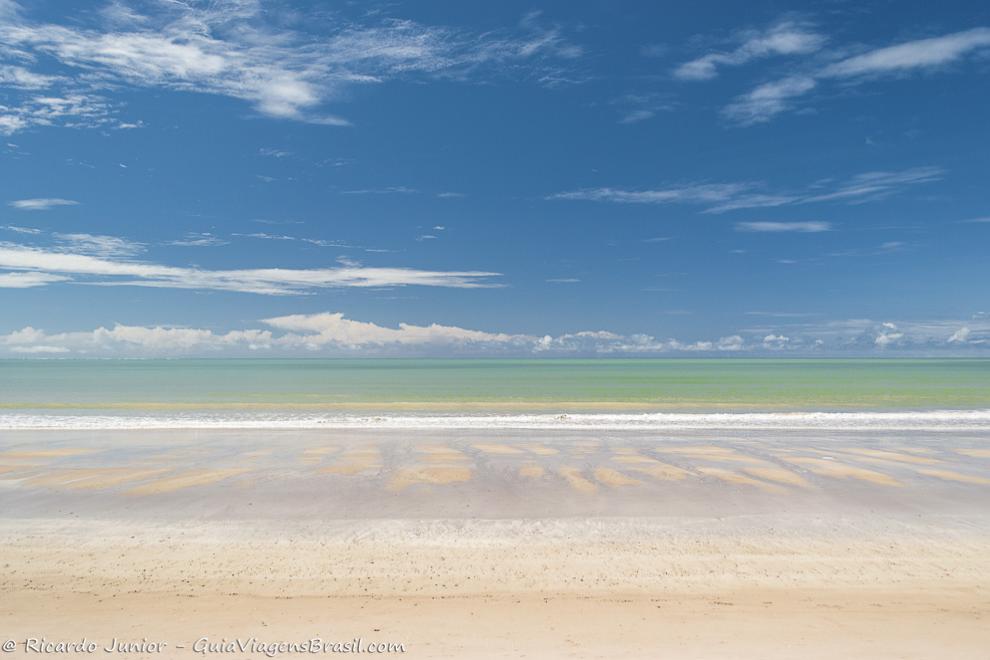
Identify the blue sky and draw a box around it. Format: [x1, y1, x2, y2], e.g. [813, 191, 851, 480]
[1, 0, 988, 356]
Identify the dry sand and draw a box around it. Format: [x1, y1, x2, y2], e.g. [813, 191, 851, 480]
[1, 427, 989, 658]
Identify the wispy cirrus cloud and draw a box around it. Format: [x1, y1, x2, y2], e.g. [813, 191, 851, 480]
[721, 75, 816, 125]
[820, 27, 990, 78]
[8, 197, 78, 211]
[52, 232, 145, 258]
[0, 243, 502, 294]
[0, 224, 40, 234]
[342, 186, 418, 195]
[0, 271, 68, 288]
[736, 221, 831, 232]
[674, 21, 825, 81]
[0, 1, 583, 133]
[723, 27, 990, 124]
[550, 166, 942, 213]
[166, 232, 229, 248]
[547, 183, 750, 205]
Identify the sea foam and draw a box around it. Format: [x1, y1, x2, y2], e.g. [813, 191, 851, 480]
[2, 410, 990, 431]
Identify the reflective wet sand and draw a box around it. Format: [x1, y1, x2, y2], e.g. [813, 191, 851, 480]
[1, 428, 988, 659]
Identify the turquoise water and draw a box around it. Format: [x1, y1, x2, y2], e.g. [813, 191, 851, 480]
[1, 359, 989, 411]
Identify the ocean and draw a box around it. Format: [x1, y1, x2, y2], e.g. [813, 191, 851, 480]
[1, 358, 988, 430]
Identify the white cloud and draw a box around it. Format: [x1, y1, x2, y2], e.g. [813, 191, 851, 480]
[8, 197, 79, 211]
[948, 327, 971, 344]
[1, 224, 40, 234]
[0, 2, 583, 132]
[3, 312, 989, 356]
[610, 92, 674, 124]
[0, 64, 60, 89]
[53, 232, 145, 257]
[619, 109, 655, 124]
[0, 243, 502, 295]
[762, 334, 790, 348]
[0, 93, 116, 134]
[166, 232, 229, 247]
[736, 317, 990, 352]
[0, 271, 69, 287]
[828, 241, 907, 258]
[674, 22, 825, 81]
[725, 28, 990, 124]
[800, 167, 943, 204]
[264, 312, 523, 350]
[10, 344, 70, 354]
[875, 329, 904, 347]
[343, 186, 418, 195]
[548, 183, 751, 205]
[551, 167, 941, 214]
[822, 28, 990, 78]
[736, 221, 831, 232]
[258, 147, 291, 158]
[721, 75, 816, 125]
[1, 324, 273, 355]
[716, 335, 744, 351]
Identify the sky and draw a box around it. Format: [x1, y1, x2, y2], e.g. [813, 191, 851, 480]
[1, 0, 989, 356]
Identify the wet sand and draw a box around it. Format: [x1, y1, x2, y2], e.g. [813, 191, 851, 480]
[1, 428, 989, 658]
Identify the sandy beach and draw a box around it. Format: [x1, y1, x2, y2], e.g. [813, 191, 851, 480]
[1, 426, 989, 658]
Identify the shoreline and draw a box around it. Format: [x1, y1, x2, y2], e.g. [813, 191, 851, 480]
[2, 408, 990, 430]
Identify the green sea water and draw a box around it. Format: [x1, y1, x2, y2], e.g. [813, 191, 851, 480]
[1, 358, 989, 411]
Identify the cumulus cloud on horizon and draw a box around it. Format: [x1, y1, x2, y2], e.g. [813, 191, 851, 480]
[1, 312, 986, 357]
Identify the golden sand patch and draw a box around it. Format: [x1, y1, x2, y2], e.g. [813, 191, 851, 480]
[742, 466, 811, 488]
[0, 448, 96, 459]
[656, 446, 763, 464]
[127, 469, 248, 495]
[0, 465, 29, 475]
[301, 447, 338, 464]
[569, 441, 600, 456]
[387, 466, 472, 491]
[895, 447, 937, 455]
[525, 445, 558, 456]
[840, 448, 939, 465]
[519, 464, 545, 479]
[593, 467, 642, 487]
[472, 443, 525, 455]
[612, 454, 655, 464]
[414, 445, 471, 463]
[25, 468, 169, 490]
[697, 467, 784, 493]
[242, 449, 273, 458]
[415, 444, 455, 454]
[557, 467, 598, 493]
[782, 457, 900, 486]
[321, 448, 383, 475]
[915, 469, 990, 485]
[955, 449, 990, 459]
[613, 455, 690, 480]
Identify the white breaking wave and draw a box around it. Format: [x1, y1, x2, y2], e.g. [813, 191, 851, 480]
[1, 410, 990, 431]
